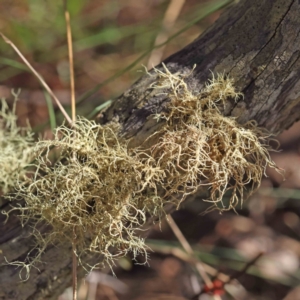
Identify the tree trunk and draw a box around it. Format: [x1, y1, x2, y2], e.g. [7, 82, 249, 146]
[1, 0, 300, 299]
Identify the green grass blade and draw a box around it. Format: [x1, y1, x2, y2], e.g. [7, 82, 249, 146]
[0, 56, 28, 70]
[87, 100, 113, 119]
[43, 90, 57, 131]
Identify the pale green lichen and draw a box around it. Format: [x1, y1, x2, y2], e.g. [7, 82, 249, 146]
[6, 65, 279, 279]
[138, 64, 279, 211]
[10, 117, 163, 277]
[0, 96, 34, 194]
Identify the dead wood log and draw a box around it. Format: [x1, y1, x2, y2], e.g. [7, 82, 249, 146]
[1, 0, 300, 298]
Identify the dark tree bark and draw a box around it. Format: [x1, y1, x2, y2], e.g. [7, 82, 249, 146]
[1, 0, 300, 299]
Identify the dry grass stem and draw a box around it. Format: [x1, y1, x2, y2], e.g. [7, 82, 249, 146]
[0, 32, 73, 126]
[148, 241, 230, 282]
[72, 238, 78, 300]
[147, 0, 186, 69]
[167, 215, 213, 289]
[64, 4, 78, 299]
[65, 10, 76, 123]
[65, 1, 77, 300]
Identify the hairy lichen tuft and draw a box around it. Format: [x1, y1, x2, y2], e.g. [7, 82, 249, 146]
[0, 97, 34, 194]
[138, 64, 279, 211]
[6, 65, 280, 278]
[12, 118, 163, 275]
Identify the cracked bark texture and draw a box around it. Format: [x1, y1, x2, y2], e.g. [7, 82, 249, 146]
[1, 0, 300, 299]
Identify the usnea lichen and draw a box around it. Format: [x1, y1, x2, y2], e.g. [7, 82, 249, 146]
[0, 97, 34, 194]
[7, 64, 279, 278]
[13, 118, 162, 272]
[139, 64, 278, 211]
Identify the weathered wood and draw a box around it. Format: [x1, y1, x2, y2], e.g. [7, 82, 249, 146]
[1, 0, 300, 299]
[105, 0, 300, 139]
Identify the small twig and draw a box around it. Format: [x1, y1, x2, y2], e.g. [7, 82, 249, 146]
[167, 215, 214, 290]
[191, 252, 264, 299]
[226, 252, 264, 283]
[147, 0, 186, 69]
[0, 32, 73, 126]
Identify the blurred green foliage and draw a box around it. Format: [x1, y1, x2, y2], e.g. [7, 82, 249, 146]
[0, 0, 231, 101]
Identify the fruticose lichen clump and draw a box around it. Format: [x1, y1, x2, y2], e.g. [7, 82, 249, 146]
[13, 117, 164, 274]
[138, 64, 278, 211]
[8, 64, 279, 277]
[0, 97, 34, 194]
